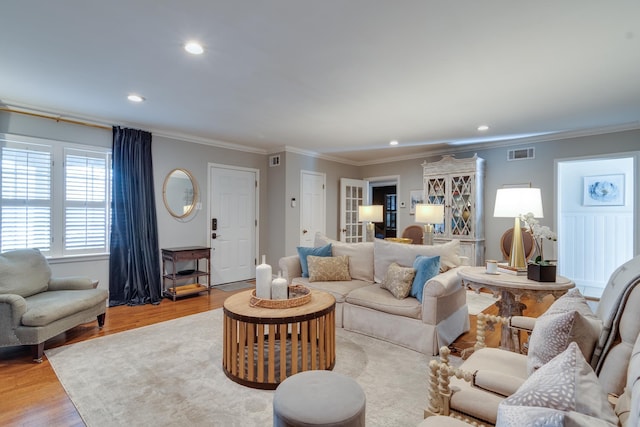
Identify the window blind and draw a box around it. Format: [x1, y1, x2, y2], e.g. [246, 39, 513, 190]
[1, 137, 111, 257]
[1, 143, 53, 253]
[64, 149, 109, 254]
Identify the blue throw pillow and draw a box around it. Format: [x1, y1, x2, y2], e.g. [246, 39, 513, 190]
[411, 255, 441, 302]
[297, 243, 332, 277]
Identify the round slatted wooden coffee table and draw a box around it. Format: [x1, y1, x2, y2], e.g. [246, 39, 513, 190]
[222, 289, 336, 389]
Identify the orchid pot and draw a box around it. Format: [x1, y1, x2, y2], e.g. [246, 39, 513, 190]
[527, 263, 557, 282]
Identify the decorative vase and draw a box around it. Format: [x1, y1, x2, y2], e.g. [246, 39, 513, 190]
[527, 263, 556, 282]
[271, 271, 288, 300]
[256, 255, 272, 299]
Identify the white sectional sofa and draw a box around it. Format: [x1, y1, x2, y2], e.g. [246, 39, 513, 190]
[278, 233, 470, 355]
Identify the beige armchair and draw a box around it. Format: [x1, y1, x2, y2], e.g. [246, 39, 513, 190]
[0, 248, 108, 362]
[423, 255, 640, 426]
[420, 331, 640, 426]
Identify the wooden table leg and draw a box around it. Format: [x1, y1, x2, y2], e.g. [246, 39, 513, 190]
[496, 290, 526, 352]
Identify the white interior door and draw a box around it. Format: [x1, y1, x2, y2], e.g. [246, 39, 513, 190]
[340, 178, 367, 242]
[300, 171, 326, 246]
[209, 165, 257, 285]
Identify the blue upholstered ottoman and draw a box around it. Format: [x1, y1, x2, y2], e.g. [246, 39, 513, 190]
[273, 371, 366, 427]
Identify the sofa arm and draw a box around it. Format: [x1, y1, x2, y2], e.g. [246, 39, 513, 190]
[48, 276, 95, 291]
[279, 255, 302, 284]
[423, 267, 463, 298]
[0, 294, 27, 331]
[473, 369, 525, 397]
[510, 315, 536, 332]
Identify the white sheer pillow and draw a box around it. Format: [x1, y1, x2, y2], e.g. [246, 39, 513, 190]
[497, 342, 618, 427]
[527, 288, 602, 374]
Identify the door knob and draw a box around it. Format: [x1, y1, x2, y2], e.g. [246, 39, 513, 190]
[302, 229, 308, 234]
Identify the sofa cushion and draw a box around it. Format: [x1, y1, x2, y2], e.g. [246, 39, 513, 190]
[345, 284, 422, 319]
[373, 239, 461, 283]
[314, 233, 374, 282]
[527, 288, 602, 375]
[307, 255, 351, 282]
[411, 255, 440, 303]
[291, 277, 370, 304]
[381, 262, 415, 299]
[296, 244, 332, 278]
[0, 248, 51, 298]
[497, 342, 618, 427]
[22, 289, 108, 326]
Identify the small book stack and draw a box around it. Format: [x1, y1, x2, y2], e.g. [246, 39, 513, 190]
[497, 263, 528, 276]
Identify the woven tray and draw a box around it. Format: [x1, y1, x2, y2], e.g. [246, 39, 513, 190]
[249, 284, 311, 308]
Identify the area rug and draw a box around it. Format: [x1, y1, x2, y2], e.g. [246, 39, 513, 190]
[466, 289, 497, 315]
[213, 281, 255, 292]
[46, 309, 458, 427]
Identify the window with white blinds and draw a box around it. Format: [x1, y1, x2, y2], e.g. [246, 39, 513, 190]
[1, 138, 111, 257]
[1, 143, 52, 253]
[64, 148, 110, 255]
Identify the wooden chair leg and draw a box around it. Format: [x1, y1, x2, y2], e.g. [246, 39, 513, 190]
[97, 313, 106, 328]
[32, 343, 44, 363]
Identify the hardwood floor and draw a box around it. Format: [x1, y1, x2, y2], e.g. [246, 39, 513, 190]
[0, 288, 554, 427]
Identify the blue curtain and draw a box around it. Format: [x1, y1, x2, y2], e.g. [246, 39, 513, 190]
[109, 127, 161, 306]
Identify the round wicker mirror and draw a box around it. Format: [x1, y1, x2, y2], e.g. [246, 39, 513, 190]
[162, 168, 198, 218]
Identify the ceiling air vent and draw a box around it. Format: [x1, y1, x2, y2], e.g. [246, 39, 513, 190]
[269, 155, 281, 167]
[507, 147, 535, 161]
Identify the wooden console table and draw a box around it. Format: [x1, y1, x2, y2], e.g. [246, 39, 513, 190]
[222, 289, 336, 389]
[161, 246, 211, 301]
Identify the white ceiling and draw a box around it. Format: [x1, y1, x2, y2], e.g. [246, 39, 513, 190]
[1, 1, 639, 164]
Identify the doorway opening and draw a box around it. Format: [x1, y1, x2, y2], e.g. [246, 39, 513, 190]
[556, 153, 637, 298]
[367, 176, 400, 239]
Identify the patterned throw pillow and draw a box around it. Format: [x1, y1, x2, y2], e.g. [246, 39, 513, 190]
[527, 288, 602, 375]
[296, 243, 332, 278]
[497, 342, 618, 427]
[307, 255, 351, 282]
[381, 262, 416, 299]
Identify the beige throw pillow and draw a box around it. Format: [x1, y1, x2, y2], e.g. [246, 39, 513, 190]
[314, 232, 374, 282]
[307, 255, 351, 282]
[527, 288, 602, 375]
[381, 262, 415, 299]
[498, 342, 618, 427]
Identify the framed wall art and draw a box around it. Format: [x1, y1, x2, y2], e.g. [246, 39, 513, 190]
[583, 174, 624, 206]
[409, 190, 424, 215]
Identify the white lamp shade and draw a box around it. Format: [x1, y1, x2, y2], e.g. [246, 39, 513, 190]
[358, 205, 383, 222]
[493, 188, 544, 218]
[415, 203, 445, 224]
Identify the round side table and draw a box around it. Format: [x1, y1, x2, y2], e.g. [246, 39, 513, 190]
[458, 266, 575, 351]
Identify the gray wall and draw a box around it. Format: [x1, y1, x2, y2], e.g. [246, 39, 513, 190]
[2, 109, 638, 288]
[266, 151, 360, 265]
[360, 129, 640, 262]
[153, 135, 269, 259]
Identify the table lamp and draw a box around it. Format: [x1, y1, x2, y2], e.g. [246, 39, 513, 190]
[493, 188, 544, 269]
[358, 205, 383, 242]
[415, 203, 445, 245]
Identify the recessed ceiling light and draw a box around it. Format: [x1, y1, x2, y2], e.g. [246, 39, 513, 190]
[127, 94, 145, 103]
[184, 41, 204, 55]
[389, 140, 399, 146]
[477, 125, 489, 131]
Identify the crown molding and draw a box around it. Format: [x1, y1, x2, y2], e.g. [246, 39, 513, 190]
[4, 100, 638, 166]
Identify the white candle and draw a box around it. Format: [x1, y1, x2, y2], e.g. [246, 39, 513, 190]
[256, 254, 272, 299]
[271, 271, 288, 300]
